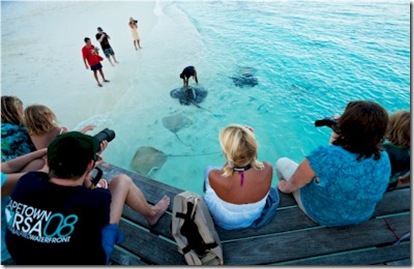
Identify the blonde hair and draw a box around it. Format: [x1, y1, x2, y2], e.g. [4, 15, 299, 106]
[386, 110, 410, 148]
[24, 104, 59, 136]
[1, 96, 24, 125]
[219, 124, 264, 177]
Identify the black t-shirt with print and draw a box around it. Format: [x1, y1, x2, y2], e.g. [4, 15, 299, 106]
[5, 172, 111, 265]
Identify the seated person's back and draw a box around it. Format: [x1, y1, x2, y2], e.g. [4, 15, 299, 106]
[277, 100, 391, 227]
[204, 124, 275, 230]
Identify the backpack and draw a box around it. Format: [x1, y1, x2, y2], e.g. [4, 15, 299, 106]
[171, 191, 224, 265]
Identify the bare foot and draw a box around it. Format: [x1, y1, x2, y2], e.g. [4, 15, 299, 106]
[147, 195, 170, 226]
[103, 79, 110, 83]
[98, 83, 103, 87]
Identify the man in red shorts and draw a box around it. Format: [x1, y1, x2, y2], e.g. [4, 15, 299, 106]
[82, 37, 110, 87]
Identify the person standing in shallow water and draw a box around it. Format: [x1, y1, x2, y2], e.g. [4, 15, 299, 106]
[82, 37, 110, 87]
[180, 66, 198, 88]
[129, 17, 142, 50]
[95, 27, 119, 66]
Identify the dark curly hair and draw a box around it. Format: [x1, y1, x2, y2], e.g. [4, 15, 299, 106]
[333, 100, 388, 161]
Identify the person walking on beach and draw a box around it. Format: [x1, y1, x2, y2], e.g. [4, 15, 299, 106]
[96, 27, 118, 66]
[180, 66, 198, 88]
[129, 17, 142, 50]
[82, 37, 110, 87]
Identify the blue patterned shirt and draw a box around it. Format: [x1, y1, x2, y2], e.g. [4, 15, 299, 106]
[301, 145, 391, 227]
[1, 123, 35, 162]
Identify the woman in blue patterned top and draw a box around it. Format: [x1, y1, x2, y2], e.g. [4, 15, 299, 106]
[276, 100, 391, 227]
[1, 96, 36, 162]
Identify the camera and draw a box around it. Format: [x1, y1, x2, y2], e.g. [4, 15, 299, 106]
[314, 117, 338, 128]
[89, 128, 115, 187]
[93, 128, 116, 145]
[134, 20, 138, 23]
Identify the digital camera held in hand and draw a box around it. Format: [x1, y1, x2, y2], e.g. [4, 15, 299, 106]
[314, 117, 338, 128]
[93, 128, 116, 145]
[89, 128, 116, 188]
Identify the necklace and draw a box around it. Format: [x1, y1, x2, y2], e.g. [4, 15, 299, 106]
[232, 163, 252, 186]
[232, 163, 252, 172]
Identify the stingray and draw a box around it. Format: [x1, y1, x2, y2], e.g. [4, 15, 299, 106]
[162, 114, 192, 145]
[170, 86, 208, 110]
[130, 146, 222, 176]
[130, 146, 168, 176]
[230, 73, 259, 88]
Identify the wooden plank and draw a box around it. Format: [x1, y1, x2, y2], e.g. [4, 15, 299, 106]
[103, 163, 410, 265]
[117, 174, 410, 242]
[386, 258, 411, 266]
[212, 187, 410, 241]
[120, 205, 173, 240]
[281, 243, 410, 265]
[116, 219, 186, 265]
[221, 214, 410, 265]
[110, 246, 148, 265]
[216, 206, 317, 241]
[374, 188, 411, 217]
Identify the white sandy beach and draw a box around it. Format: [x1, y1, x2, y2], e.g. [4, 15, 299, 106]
[1, 0, 203, 130]
[2, 0, 211, 179]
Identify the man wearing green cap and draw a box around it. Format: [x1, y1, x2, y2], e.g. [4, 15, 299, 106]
[5, 131, 170, 265]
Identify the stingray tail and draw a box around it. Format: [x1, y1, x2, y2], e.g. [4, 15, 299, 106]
[191, 100, 212, 113]
[174, 132, 187, 146]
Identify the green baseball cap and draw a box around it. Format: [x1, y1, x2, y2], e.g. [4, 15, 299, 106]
[47, 131, 99, 175]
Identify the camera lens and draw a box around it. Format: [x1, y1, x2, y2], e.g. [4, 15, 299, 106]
[93, 128, 116, 145]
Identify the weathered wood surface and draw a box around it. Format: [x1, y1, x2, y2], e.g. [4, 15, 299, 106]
[100, 164, 411, 265]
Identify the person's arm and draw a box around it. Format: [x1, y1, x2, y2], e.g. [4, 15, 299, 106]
[397, 171, 410, 186]
[1, 148, 47, 174]
[79, 124, 96, 134]
[194, 70, 198, 84]
[2, 173, 27, 197]
[277, 159, 315, 193]
[84, 58, 89, 69]
[82, 48, 89, 69]
[98, 33, 106, 43]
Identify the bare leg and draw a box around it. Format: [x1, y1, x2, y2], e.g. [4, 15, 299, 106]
[99, 69, 110, 82]
[133, 41, 138, 50]
[108, 174, 170, 226]
[93, 70, 102, 87]
[137, 40, 142, 49]
[112, 55, 119, 64]
[107, 57, 115, 66]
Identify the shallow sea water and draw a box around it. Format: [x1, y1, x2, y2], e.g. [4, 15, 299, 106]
[105, 0, 409, 195]
[2, 1, 410, 194]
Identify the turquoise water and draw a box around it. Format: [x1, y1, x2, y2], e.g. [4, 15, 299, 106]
[104, 0, 410, 194]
